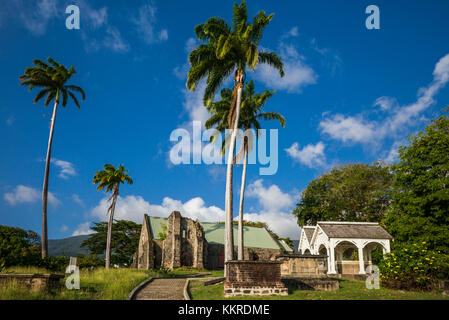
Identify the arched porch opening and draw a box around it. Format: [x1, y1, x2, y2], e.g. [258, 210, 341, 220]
[363, 241, 388, 266]
[334, 241, 360, 275]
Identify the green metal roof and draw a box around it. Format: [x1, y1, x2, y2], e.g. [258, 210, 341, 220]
[148, 216, 280, 250]
[277, 239, 294, 252]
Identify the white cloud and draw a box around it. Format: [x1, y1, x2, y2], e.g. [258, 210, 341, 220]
[255, 43, 317, 93]
[174, 37, 198, 80]
[52, 159, 76, 179]
[72, 194, 84, 206]
[244, 179, 300, 239]
[133, 4, 168, 44]
[85, 181, 301, 239]
[77, 1, 129, 53]
[246, 179, 294, 212]
[72, 222, 95, 236]
[17, 0, 58, 35]
[103, 26, 129, 53]
[285, 142, 326, 168]
[90, 195, 225, 224]
[182, 82, 210, 124]
[281, 26, 299, 39]
[374, 96, 397, 111]
[4, 185, 60, 206]
[319, 114, 376, 144]
[319, 53, 449, 145]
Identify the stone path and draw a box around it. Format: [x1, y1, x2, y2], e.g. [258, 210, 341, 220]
[133, 278, 187, 300]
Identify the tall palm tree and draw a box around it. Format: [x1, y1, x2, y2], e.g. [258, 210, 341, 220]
[19, 57, 85, 258]
[93, 164, 133, 269]
[187, 0, 284, 267]
[205, 80, 285, 260]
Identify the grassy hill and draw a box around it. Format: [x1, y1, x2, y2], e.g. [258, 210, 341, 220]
[48, 234, 91, 257]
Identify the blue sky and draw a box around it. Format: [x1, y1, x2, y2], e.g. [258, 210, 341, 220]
[1, 0, 449, 240]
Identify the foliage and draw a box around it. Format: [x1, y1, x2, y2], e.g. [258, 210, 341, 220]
[218, 220, 267, 228]
[293, 162, 394, 226]
[205, 80, 284, 151]
[76, 254, 104, 269]
[378, 242, 449, 291]
[187, 0, 284, 105]
[80, 220, 141, 266]
[385, 111, 449, 254]
[19, 57, 86, 109]
[0, 225, 42, 267]
[39, 255, 69, 272]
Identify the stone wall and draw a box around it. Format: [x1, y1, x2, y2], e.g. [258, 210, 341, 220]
[162, 211, 205, 270]
[136, 214, 154, 270]
[224, 261, 288, 297]
[276, 254, 328, 277]
[0, 274, 64, 292]
[135, 211, 284, 270]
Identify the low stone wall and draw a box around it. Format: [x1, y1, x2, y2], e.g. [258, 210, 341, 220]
[0, 274, 64, 292]
[282, 277, 339, 291]
[224, 261, 288, 297]
[275, 254, 327, 277]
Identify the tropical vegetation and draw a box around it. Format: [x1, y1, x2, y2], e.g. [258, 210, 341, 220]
[19, 57, 85, 258]
[92, 164, 133, 269]
[80, 220, 141, 266]
[187, 0, 284, 265]
[205, 80, 285, 259]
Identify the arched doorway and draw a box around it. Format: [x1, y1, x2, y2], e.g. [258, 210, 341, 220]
[334, 241, 359, 275]
[318, 244, 328, 270]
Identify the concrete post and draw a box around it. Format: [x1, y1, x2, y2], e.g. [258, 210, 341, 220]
[358, 246, 366, 274]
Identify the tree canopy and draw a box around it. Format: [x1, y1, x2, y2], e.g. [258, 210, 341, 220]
[385, 111, 449, 253]
[293, 163, 394, 226]
[80, 220, 141, 266]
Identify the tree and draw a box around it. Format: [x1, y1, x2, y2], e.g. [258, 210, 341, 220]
[0, 225, 41, 267]
[19, 57, 85, 258]
[187, 0, 284, 266]
[385, 111, 449, 254]
[93, 164, 133, 269]
[80, 220, 141, 266]
[205, 80, 284, 259]
[293, 163, 394, 226]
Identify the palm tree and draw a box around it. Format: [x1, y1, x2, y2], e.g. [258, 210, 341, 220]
[187, 0, 284, 267]
[19, 57, 85, 258]
[93, 164, 133, 269]
[205, 80, 285, 260]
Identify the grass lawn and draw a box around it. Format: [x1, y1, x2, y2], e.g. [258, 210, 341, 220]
[0, 266, 200, 300]
[188, 278, 449, 300]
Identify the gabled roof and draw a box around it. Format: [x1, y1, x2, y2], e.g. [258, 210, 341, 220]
[302, 226, 316, 243]
[316, 221, 393, 240]
[277, 239, 294, 252]
[147, 216, 281, 250]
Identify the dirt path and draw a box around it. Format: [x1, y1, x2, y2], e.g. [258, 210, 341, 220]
[133, 278, 187, 300]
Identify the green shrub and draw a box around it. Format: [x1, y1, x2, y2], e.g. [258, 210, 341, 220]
[77, 254, 104, 269]
[38, 255, 69, 272]
[379, 242, 449, 291]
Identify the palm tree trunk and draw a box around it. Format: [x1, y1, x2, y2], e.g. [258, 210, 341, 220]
[224, 80, 243, 271]
[41, 97, 59, 258]
[105, 192, 117, 269]
[237, 138, 248, 260]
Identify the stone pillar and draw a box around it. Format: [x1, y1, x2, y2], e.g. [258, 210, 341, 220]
[358, 246, 365, 274]
[164, 211, 182, 269]
[328, 244, 337, 274]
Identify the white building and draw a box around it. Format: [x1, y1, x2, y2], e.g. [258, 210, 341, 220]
[298, 222, 393, 275]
